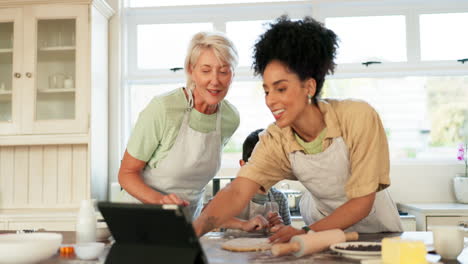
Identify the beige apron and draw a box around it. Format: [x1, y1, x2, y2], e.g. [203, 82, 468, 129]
[295, 137, 403, 233]
[121, 88, 222, 220]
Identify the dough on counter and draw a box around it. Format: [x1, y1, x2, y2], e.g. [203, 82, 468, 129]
[221, 238, 272, 252]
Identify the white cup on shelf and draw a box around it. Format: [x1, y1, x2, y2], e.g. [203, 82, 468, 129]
[64, 77, 74, 89]
[0, 82, 5, 92]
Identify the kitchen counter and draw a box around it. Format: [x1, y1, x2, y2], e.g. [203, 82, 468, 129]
[3, 230, 467, 263]
[398, 202, 468, 231]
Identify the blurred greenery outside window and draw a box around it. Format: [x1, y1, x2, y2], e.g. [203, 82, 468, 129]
[322, 76, 468, 160]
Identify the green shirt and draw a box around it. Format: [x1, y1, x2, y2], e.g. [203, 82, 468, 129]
[127, 87, 240, 169]
[294, 128, 327, 154]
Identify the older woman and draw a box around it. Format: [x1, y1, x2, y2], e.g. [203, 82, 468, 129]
[194, 16, 403, 240]
[118, 31, 239, 219]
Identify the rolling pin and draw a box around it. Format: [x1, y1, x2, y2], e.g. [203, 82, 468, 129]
[271, 229, 359, 257]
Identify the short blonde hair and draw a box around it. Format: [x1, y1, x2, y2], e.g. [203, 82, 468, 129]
[184, 31, 238, 90]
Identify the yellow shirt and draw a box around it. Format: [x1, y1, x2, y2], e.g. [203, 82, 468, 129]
[239, 98, 390, 199]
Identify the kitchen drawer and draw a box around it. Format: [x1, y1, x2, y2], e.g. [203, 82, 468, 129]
[426, 216, 468, 230]
[400, 215, 416, 231]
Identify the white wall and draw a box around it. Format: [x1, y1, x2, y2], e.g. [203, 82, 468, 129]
[388, 162, 463, 203]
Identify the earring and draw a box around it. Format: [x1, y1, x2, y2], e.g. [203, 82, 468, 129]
[307, 94, 313, 105]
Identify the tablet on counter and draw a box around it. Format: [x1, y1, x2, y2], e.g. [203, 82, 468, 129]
[97, 202, 207, 264]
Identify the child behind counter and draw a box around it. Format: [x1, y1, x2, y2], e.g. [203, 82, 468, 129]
[206, 129, 291, 232]
[236, 129, 291, 226]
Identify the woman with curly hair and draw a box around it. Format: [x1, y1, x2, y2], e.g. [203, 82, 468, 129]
[194, 16, 402, 241]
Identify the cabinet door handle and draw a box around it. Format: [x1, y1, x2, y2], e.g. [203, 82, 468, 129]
[26, 72, 32, 78]
[14, 72, 21, 78]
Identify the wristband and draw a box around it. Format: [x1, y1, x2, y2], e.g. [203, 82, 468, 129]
[302, 225, 313, 234]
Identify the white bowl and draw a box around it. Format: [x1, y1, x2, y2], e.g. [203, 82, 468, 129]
[0, 232, 62, 264]
[96, 222, 111, 242]
[74, 242, 105, 260]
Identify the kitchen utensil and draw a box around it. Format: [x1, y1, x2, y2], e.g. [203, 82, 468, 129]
[64, 76, 74, 89]
[96, 221, 111, 242]
[0, 232, 62, 264]
[271, 229, 359, 257]
[74, 242, 105, 260]
[431, 225, 468, 259]
[76, 199, 97, 243]
[48, 73, 65, 89]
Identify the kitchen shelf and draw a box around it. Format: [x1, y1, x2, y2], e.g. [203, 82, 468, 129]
[0, 91, 12, 102]
[0, 48, 13, 53]
[37, 88, 75, 93]
[38, 46, 75, 51]
[0, 90, 12, 95]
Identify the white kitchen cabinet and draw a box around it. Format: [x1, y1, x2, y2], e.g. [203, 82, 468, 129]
[0, 5, 89, 135]
[0, 0, 113, 230]
[398, 203, 468, 231]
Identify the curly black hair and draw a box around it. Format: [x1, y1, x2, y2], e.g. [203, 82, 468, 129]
[253, 16, 338, 103]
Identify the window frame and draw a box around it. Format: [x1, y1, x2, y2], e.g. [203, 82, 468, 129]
[313, 0, 468, 78]
[122, 0, 468, 166]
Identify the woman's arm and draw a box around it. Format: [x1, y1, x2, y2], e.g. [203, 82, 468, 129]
[118, 150, 188, 205]
[269, 192, 376, 243]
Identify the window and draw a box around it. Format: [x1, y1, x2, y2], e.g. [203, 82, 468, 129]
[323, 76, 468, 160]
[325, 16, 407, 63]
[137, 23, 213, 69]
[123, 0, 468, 170]
[420, 12, 468, 61]
[226, 20, 270, 67]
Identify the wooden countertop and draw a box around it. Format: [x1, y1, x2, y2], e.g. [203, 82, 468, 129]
[2, 230, 468, 263]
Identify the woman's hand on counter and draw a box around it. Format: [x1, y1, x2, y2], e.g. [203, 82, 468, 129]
[158, 193, 190, 206]
[269, 225, 305, 243]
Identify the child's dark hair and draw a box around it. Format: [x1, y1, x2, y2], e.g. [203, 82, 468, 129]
[253, 15, 338, 104]
[242, 129, 264, 162]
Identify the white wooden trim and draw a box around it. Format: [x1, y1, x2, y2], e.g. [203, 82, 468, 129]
[57, 145, 72, 204]
[0, 134, 88, 145]
[0, 0, 104, 7]
[43, 145, 58, 204]
[332, 61, 468, 79]
[0, 147, 14, 207]
[28, 146, 44, 206]
[92, 0, 115, 19]
[13, 146, 28, 206]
